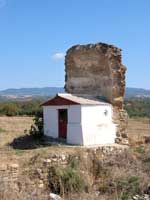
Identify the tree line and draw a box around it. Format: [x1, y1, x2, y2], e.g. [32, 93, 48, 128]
[0, 98, 150, 117]
[0, 100, 43, 116]
[124, 98, 150, 118]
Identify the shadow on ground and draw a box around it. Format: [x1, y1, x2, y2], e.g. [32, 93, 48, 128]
[8, 135, 67, 150]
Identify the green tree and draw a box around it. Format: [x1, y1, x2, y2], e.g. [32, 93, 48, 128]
[1, 103, 19, 116]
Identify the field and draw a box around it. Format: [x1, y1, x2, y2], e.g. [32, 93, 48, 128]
[0, 116, 150, 148]
[0, 116, 33, 148]
[0, 116, 150, 146]
[0, 116, 149, 163]
[127, 117, 150, 144]
[0, 117, 76, 164]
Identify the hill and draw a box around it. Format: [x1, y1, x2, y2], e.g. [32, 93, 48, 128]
[0, 87, 150, 101]
[0, 87, 64, 101]
[125, 87, 150, 98]
[0, 87, 64, 96]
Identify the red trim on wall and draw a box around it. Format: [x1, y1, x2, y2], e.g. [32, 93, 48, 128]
[42, 96, 80, 106]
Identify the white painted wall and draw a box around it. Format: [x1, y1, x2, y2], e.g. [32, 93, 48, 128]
[43, 104, 116, 146]
[67, 105, 83, 145]
[43, 105, 83, 145]
[81, 105, 116, 145]
[43, 105, 68, 138]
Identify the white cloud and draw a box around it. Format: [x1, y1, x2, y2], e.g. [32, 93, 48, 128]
[0, 0, 6, 8]
[52, 52, 65, 61]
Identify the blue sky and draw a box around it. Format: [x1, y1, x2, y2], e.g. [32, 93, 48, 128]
[0, 0, 150, 90]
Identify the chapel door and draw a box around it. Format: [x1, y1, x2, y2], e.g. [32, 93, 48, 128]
[58, 109, 68, 139]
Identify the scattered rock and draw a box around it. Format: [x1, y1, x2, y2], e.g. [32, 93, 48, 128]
[49, 193, 62, 200]
[44, 159, 51, 164]
[38, 180, 44, 188]
[9, 163, 19, 169]
[0, 164, 7, 171]
[132, 194, 150, 200]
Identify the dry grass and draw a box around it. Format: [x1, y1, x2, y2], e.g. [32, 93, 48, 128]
[0, 116, 150, 150]
[0, 116, 77, 164]
[0, 116, 33, 147]
[0, 116, 33, 164]
[127, 118, 150, 145]
[0, 116, 149, 165]
[0, 116, 149, 147]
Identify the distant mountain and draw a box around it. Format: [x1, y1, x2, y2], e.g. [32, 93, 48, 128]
[125, 87, 150, 98]
[0, 87, 150, 102]
[0, 87, 65, 96]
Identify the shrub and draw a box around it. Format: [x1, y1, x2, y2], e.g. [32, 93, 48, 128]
[0, 99, 44, 116]
[125, 99, 150, 118]
[48, 166, 61, 194]
[117, 176, 140, 200]
[48, 165, 86, 196]
[134, 146, 145, 154]
[97, 180, 115, 194]
[60, 166, 86, 194]
[0, 103, 19, 116]
[29, 110, 44, 139]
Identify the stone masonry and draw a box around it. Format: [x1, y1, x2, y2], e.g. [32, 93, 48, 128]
[65, 42, 128, 144]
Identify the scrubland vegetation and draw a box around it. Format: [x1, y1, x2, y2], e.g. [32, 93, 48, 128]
[0, 98, 150, 118]
[125, 99, 150, 118]
[0, 100, 43, 116]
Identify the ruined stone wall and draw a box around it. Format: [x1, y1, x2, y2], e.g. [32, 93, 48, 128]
[0, 146, 128, 197]
[65, 43, 128, 144]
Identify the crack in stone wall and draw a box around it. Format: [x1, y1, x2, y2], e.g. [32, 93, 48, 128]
[65, 42, 128, 144]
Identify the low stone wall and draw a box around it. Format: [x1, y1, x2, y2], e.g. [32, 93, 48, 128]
[0, 145, 149, 200]
[0, 145, 128, 190]
[0, 163, 19, 189]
